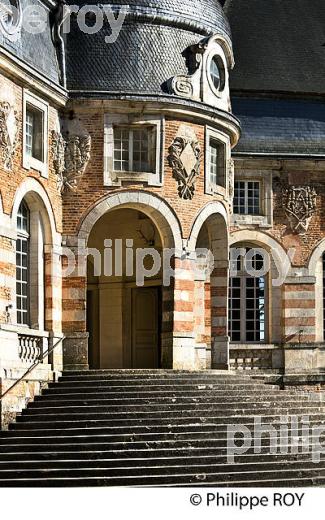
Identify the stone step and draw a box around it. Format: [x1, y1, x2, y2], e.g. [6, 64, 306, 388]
[21, 403, 325, 416]
[43, 385, 296, 396]
[38, 391, 311, 402]
[1, 431, 325, 447]
[54, 379, 278, 389]
[0, 460, 324, 480]
[0, 447, 322, 463]
[1, 468, 325, 487]
[5, 421, 321, 436]
[30, 395, 321, 408]
[0, 436, 323, 453]
[0, 453, 319, 470]
[61, 371, 252, 379]
[16, 412, 325, 425]
[11, 415, 325, 430]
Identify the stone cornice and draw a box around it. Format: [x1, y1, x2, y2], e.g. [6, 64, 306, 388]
[0, 47, 68, 107]
[67, 95, 241, 147]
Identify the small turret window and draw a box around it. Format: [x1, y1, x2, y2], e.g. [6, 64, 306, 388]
[208, 137, 225, 188]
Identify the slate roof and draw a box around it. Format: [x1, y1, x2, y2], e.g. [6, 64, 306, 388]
[0, 0, 60, 85]
[224, 0, 325, 94]
[232, 97, 325, 156]
[66, 0, 231, 40]
[65, 0, 231, 93]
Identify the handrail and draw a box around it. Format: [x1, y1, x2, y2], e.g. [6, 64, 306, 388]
[0, 335, 65, 400]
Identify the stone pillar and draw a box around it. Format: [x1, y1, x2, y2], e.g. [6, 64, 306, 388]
[44, 244, 64, 373]
[161, 286, 174, 368]
[172, 256, 196, 370]
[211, 260, 230, 369]
[194, 274, 207, 370]
[62, 237, 89, 370]
[282, 276, 316, 372]
[204, 280, 212, 368]
[0, 232, 15, 325]
[282, 277, 316, 343]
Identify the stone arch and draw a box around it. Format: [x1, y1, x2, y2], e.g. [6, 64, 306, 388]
[230, 229, 290, 277]
[11, 177, 59, 246]
[308, 238, 325, 342]
[187, 201, 228, 254]
[11, 178, 61, 335]
[78, 191, 183, 252]
[230, 229, 289, 346]
[308, 238, 325, 275]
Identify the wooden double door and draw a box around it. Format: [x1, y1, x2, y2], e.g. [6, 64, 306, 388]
[87, 285, 161, 369]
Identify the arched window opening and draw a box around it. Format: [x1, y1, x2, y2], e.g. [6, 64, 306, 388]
[229, 246, 267, 343]
[16, 200, 30, 326]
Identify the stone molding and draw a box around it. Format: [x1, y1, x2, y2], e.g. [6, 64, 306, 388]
[0, 100, 18, 170]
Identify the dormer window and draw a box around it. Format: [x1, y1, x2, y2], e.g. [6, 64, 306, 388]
[210, 55, 225, 92]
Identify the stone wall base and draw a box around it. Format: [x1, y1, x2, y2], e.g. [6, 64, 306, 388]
[0, 364, 53, 430]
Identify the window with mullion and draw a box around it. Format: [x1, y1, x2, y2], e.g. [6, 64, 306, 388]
[16, 201, 30, 326]
[229, 249, 266, 343]
[234, 180, 260, 215]
[113, 126, 154, 173]
[25, 104, 44, 162]
[208, 137, 225, 188]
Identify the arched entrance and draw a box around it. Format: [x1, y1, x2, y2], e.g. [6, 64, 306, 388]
[86, 208, 164, 369]
[74, 191, 183, 370]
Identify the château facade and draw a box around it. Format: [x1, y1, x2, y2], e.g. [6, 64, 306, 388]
[1, 0, 325, 428]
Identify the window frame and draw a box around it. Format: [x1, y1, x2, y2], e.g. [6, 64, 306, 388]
[231, 171, 273, 228]
[206, 48, 227, 98]
[104, 113, 163, 187]
[23, 90, 48, 177]
[229, 247, 269, 344]
[234, 180, 261, 216]
[113, 125, 156, 174]
[16, 201, 30, 327]
[205, 126, 229, 195]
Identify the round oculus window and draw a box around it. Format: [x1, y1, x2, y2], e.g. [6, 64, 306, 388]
[210, 55, 225, 92]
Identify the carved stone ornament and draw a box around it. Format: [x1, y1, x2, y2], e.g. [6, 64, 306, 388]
[228, 158, 235, 201]
[0, 100, 17, 170]
[0, 0, 22, 42]
[168, 39, 208, 102]
[168, 126, 201, 200]
[52, 130, 91, 193]
[283, 185, 317, 234]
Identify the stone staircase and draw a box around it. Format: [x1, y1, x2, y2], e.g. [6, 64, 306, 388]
[1, 370, 325, 486]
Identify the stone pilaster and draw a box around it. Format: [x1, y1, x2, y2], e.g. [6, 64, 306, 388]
[211, 260, 230, 369]
[172, 256, 196, 370]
